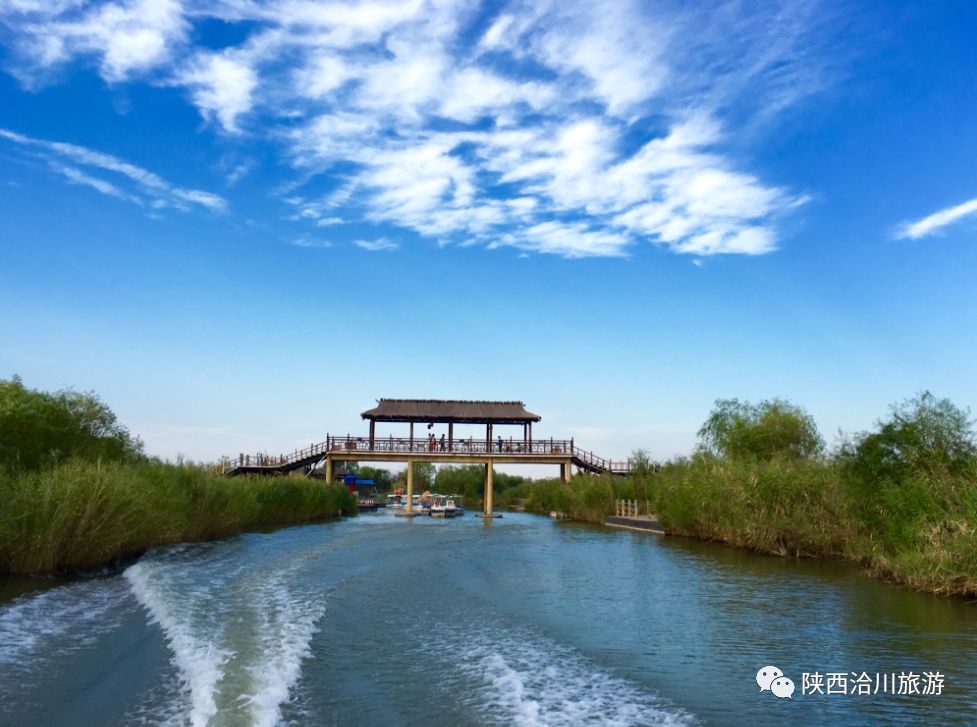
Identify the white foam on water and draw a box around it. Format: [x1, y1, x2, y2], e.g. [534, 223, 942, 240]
[240, 573, 326, 727]
[124, 539, 338, 727]
[120, 670, 189, 727]
[0, 579, 130, 669]
[125, 561, 232, 727]
[425, 627, 695, 727]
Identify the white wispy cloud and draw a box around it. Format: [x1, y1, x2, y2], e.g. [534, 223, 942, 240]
[55, 164, 134, 202]
[0, 0, 845, 258]
[224, 159, 254, 186]
[353, 237, 398, 252]
[0, 127, 226, 212]
[895, 197, 977, 240]
[314, 216, 344, 227]
[289, 237, 333, 248]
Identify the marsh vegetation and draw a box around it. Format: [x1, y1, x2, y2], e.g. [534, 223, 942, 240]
[523, 393, 977, 597]
[0, 378, 355, 575]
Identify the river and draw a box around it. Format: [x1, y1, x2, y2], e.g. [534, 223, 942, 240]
[1, 511, 975, 726]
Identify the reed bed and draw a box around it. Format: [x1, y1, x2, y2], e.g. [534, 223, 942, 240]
[523, 458, 977, 598]
[0, 460, 357, 575]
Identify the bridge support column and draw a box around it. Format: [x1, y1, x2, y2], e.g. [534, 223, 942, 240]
[325, 455, 333, 484]
[483, 459, 494, 516]
[406, 459, 414, 512]
[560, 460, 572, 483]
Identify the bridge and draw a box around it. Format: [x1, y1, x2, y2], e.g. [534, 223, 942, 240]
[221, 399, 636, 518]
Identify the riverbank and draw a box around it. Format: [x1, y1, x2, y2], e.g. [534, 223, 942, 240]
[522, 459, 977, 598]
[0, 460, 357, 576]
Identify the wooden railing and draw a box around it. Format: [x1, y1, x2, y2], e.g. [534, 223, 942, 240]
[223, 435, 581, 473]
[571, 446, 633, 474]
[221, 435, 650, 477]
[325, 435, 574, 456]
[222, 439, 331, 472]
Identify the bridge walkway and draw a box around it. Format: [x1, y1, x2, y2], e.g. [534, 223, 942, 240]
[222, 435, 634, 477]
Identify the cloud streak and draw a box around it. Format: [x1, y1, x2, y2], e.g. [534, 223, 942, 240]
[55, 164, 134, 202]
[353, 237, 398, 252]
[896, 197, 977, 240]
[0, 127, 226, 213]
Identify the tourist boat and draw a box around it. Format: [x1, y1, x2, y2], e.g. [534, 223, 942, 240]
[430, 497, 460, 518]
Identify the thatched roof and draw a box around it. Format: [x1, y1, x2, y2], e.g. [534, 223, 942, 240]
[361, 399, 541, 424]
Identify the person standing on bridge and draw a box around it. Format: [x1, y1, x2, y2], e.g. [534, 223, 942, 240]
[497, 435, 503, 453]
[439, 433, 445, 451]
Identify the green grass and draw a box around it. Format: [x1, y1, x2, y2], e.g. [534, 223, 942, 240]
[0, 459, 357, 575]
[522, 458, 977, 598]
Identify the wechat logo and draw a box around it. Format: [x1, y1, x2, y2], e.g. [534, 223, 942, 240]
[757, 666, 795, 699]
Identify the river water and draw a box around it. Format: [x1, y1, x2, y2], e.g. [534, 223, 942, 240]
[1, 511, 975, 726]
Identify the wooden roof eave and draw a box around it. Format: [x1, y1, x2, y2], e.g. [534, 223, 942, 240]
[360, 399, 541, 425]
[363, 415, 538, 425]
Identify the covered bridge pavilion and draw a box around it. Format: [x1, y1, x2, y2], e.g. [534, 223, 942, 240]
[223, 398, 634, 516]
[362, 398, 541, 452]
[352, 398, 557, 518]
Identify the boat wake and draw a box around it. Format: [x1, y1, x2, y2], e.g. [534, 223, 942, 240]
[240, 570, 326, 727]
[422, 625, 695, 727]
[124, 541, 333, 727]
[125, 560, 231, 727]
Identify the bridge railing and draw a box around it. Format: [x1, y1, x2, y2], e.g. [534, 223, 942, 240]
[571, 446, 636, 474]
[324, 435, 575, 456]
[223, 435, 580, 472]
[222, 440, 329, 472]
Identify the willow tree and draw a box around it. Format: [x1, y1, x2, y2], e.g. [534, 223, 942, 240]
[697, 398, 823, 462]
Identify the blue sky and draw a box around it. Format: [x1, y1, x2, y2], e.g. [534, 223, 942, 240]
[1, 0, 976, 463]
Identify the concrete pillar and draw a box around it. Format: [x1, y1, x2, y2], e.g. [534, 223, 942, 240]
[325, 455, 333, 483]
[448, 422, 454, 451]
[484, 460, 494, 515]
[405, 459, 414, 512]
[560, 460, 571, 483]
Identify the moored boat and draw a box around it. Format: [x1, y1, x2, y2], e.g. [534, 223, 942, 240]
[430, 497, 460, 518]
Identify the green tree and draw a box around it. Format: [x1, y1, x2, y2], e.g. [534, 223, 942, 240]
[0, 376, 143, 471]
[841, 391, 976, 485]
[435, 465, 485, 500]
[629, 448, 656, 475]
[357, 465, 396, 492]
[697, 398, 823, 462]
[395, 462, 437, 490]
[839, 392, 977, 552]
[434, 464, 531, 502]
[625, 449, 658, 501]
